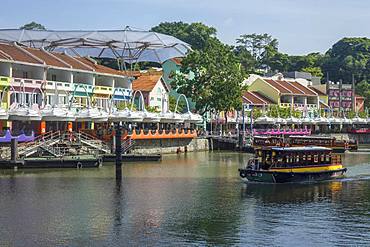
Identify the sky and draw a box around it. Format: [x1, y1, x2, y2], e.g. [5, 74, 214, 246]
[0, 0, 369, 55]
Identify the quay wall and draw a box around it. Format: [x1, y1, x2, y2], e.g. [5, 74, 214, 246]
[131, 138, 209, 154]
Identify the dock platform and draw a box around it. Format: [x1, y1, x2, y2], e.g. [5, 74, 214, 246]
[0, 155, 102, 169]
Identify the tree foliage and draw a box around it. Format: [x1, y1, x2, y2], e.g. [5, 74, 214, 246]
[20, 22, 46, 30]
[171, 39, 245, 118]
[321, 38, 370, 82]
[235, 33, 280, 71]
[356, 80, 370, 109]
[151, 22, 217, 51]
[169, 95, 186, 113]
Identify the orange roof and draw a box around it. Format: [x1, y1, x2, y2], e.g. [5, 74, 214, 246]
[171, 58, 182, 65]
[264, 78, 317, 96]
[0, 42, 134, 77]
[308, 86, 326, 96]
[289, 81, 317, 96]
[277, 80, 303, 94]
[52, 53, 93, 71]
[265, 79, 291, 94]
[25, 47, 70, 68]
[132, 74, 163, 92]
[243, 91, 275, 105]
[74, 57, 124, 75]
[0, 43, 43, 64]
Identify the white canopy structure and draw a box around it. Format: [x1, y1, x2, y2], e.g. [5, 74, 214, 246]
[0, 27, 191, 64]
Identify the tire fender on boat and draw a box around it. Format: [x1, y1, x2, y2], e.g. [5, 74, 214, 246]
[240, 170, 247, 178]
[77, 161, 82, 169]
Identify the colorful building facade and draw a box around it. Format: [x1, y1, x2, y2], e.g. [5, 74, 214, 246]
[0, 42, 132, 133]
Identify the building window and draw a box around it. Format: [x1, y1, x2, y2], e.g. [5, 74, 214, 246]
[52, 74, 57, 81]
[22, 71, 28, 79]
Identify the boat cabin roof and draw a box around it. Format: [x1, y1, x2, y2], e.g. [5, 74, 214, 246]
[289, 135, 334, 140]
[271, 146, 332, 152]
[254, 136, 283, 139]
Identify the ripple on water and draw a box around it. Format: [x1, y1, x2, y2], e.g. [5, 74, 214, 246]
[0, 151, 369, 246]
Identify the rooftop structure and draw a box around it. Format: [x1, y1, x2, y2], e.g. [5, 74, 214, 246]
[247, 74, 320, 111]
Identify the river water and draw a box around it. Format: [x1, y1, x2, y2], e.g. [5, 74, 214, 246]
[0, 151, 369, 246]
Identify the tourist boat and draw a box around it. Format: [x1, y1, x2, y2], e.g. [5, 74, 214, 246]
[238, 146, 347, 183]
[289, 135, 350, 153]
[252, 135, 354, 153]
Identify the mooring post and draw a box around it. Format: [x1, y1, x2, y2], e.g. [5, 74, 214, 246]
[10, 138, 18, 163]
[115, 122, 122, 180]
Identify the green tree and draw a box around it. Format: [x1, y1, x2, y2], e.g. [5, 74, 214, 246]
[302, 67, 323, 77]
[151, 22, 217, 51]
[171, 39, 246, 123]
[168, 95, 186, 113]
[321, 37, 370, 82]
[233, 46, 257, 74]
[356, 80, 370, 109]
[20, 22, 46, 30]
[236, 33, 278, 61]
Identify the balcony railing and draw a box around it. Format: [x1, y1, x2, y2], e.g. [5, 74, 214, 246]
[12, 77, 43, 88]
[113, 87, 132, 100]
[94, 86, 113, 95]
[280, 102, 318, 109]
[45, 80, 73, 91]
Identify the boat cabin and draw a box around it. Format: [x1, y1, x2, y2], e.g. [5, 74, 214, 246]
[252, 136, 284, 147]
[253, 146, 341, 170]
[289, 136, 349, 150]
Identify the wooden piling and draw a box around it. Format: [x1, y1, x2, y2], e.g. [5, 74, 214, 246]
[115, 123, 122, 179]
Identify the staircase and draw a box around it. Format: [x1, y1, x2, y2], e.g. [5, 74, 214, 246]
[17, 131, 62, 158]
[76, 131, 110, 154]
[122, 138, 136, 153]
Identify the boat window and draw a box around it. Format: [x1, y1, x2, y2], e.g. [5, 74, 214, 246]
[320, 154, 325, 162]
[307, 154, 312, 161]
[325, 155, 330, 163]
[314, 155, 319, 163]
[302, 155, 306, 161]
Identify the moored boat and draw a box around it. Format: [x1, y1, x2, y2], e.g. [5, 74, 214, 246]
[239, 146, 347, 183]
[252, 135, 355, 153]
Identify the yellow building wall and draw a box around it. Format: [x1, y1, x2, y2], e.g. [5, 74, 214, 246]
[319, 95, 328, 104]
[248, 78, 280, 104]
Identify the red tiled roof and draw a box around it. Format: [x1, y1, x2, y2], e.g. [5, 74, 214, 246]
[52, 53, 93, 71]
[0, 42, 135, 77]
[264, 78, 317, 96]
[278, 80, 304, 94]
[0, 43, 43, 64]
[290, 81, 317, 96]
[75, 57, 123, 75]
[253, 91, 275, 104]
[308, 86, 326, 96]
[171, 58, 182, 65]
[243, 91, 274, 105]
[132, 74, 163, 92]
[25, 47, 70, 68]
[265, 79, 291, 94]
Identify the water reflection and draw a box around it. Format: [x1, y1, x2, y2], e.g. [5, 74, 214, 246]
[0, 151, 369, 246]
